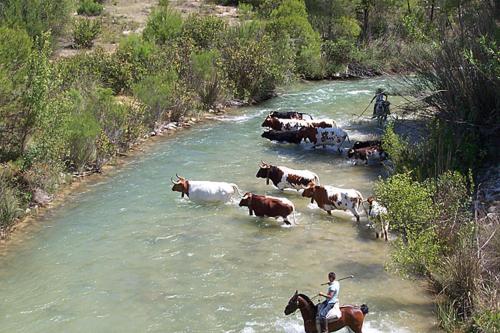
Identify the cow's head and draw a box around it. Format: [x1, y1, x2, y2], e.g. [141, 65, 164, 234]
[366, 196, 375, 214]
[239, 192, 253, 207]
[298, 126, 316, 142]
[302, 184, 317, 203]
[261, 131, 273, 140]
[256, 161, 272, 184]
[261, 115, 275, 128]
[171, 174, 189, 198]
[347, 148, 355, 158]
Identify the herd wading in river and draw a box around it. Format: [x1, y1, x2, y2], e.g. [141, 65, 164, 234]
[170, 109, 391, 333]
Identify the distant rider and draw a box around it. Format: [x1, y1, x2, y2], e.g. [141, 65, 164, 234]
[370, 88, 389, 119]
[318, 272, 341, 333]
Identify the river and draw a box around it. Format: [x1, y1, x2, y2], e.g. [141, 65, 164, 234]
[0, 78, 439, 333]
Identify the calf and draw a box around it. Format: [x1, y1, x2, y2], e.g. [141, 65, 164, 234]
[302, 185, 364, 222]
[171, 175, 243, 203]
[269, 111, 313, 121]
[256, 162, 320, 190]
[239, 192, 296, 225]
[367, 196, 389, 241]
[261, 130, 303, 144]
[299, 127, 349, 151]
[347, 146, 388, 165]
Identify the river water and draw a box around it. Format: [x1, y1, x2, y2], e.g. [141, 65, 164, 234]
[0, 78, 439, 333]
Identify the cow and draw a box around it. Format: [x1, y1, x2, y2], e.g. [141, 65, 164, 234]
[298, 126, 349, 151]
[269, 111, 313, 121]
[261, 116, 336, 132]
[261, 130, 303, 144]
[366, 196, 389, 241]
[171, 175, 243, 203]
[302, 184, 365, 222]
[352, 140, 382, 150]
[256, 162, 320, 190]
[239, 192, 296, 225]
[347, 146, 388, 165]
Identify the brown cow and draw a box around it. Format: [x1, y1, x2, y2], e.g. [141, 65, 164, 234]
[239, 192, 296, 225]
[347, 146, 388, 165]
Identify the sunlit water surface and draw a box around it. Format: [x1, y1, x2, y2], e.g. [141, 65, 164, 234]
[0, 78, 439, 332]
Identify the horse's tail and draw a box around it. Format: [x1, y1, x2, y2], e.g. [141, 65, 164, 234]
[360, 304, 369, 315]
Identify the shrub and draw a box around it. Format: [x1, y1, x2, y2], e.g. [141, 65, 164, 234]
[266, 0, 322, 78]
[77, 0, 104, 16]
[374, 172, 436, 236]
[73, 18, 101, 49]
[0, 173, 20, 229]
[133, 70, 178, 126]
[181, 15, 226, 50]
[322, 38, 360, 75]
[190, 50, 227, 109]
[221, 22, 293, 101]
[0, 0, 72, 40]
[390, 227, 441, 277]
[116, 35, 155, 83]
[143, 6, 183, 45]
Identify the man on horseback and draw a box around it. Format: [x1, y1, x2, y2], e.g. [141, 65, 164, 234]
[370, 88, 390, 121]
[318, 272, 341, 333]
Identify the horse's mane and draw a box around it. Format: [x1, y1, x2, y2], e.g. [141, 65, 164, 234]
[298, 293, 318, 312]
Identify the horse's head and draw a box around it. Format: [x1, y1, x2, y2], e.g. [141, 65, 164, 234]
[284, 290, 300, 315]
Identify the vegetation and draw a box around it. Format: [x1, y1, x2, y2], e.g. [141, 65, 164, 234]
[77, 0, 104, 16]
[73, 18, 102, 49]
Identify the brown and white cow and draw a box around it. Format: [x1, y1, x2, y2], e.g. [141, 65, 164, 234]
[347, 146, 388, 165]
[352, 140, 382, 150]
[256, 162, 320, 190]
[239, 192, 296, 225]
[366, 196, 389, 241]
[302, 185, 365, 222]
[298, 126, 349, 151]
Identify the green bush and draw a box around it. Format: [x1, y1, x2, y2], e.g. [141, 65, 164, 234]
[374, 172, 436, 235]
[143, 6, 183, 45]
[322, 38, 360, 75]
[266, 0, 322, 78]
[73, 18, 101, 49]
[390, 228, 441, 277]
[181, 15, 226, 50]
[0, 173, 20, 229]
[221, 21, 293, 101]
[116, 35, 155, 83]
[77, 0, 104, 16]
[133, 70, 178, 126]
[190, 50, 227, 109]
[0, 0, 72, 40]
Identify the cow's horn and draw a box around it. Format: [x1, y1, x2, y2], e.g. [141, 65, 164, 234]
[176, 173, 182, 180]
[170, 177, 177, 184]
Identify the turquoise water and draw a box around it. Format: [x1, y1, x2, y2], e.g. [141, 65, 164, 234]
[0, 78, 439, 332]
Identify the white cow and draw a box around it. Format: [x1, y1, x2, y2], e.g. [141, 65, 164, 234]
[171, 175, 243, 203]
[302, 184, 365, 222]
[367, 197, 389, 240]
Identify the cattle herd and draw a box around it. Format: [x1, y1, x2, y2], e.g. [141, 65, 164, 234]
[171, 111, 390, 241]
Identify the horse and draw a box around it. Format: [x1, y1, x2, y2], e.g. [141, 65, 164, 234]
[284, 291, 369, 333]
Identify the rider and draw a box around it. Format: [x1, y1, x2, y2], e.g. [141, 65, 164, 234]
[318, 272, 341, 333]
[370, 87, 389, 118]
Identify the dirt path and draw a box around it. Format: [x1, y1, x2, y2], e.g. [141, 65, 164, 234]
[54, 0, 237, 58]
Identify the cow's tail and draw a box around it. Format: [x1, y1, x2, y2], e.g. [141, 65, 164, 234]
[291, 206, 298, 225]
[231, 184, 244, 197]
[346, 133, 351, 143]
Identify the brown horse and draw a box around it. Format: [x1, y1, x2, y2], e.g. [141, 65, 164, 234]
[284, 291, 369, 333]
